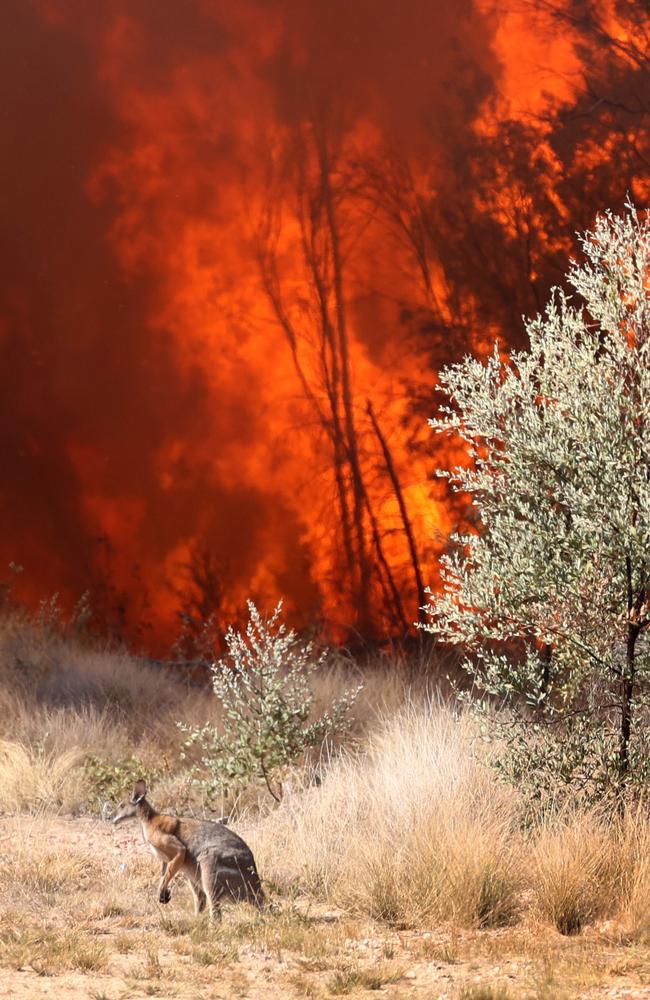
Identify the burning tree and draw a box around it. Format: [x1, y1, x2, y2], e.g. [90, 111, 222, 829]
[256, 119, 425, 637]
[426, 204, 650, 804]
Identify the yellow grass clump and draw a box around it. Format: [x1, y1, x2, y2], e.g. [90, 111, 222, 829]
[0, 740, 86, 813]
[251, 703, 523, 929]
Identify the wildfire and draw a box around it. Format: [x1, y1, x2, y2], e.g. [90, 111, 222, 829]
[1, 0, 647, 650]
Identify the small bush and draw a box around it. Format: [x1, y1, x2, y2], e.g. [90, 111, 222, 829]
[83, 753, 168, 812]
[180, 600, 361, 803]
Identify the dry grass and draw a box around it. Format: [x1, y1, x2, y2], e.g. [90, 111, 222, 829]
[0, 911, 109, 975]
[0, 611, 424, 816]
[530, 811, 621, 936]
[249, 702, 650, 940]
[525, 806, 650, 941]
[0, 740, 87, 814]
[325, 960, 406, 993]
[456, 987, 514, 1000]
[0, 604, 650, 989]
[252, 702, 523, 929]
[587, 806, 650, 945]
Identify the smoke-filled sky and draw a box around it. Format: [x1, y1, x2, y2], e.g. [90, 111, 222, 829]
[1, 0, 646, 649]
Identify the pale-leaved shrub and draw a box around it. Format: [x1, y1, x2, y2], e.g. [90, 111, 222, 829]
[426, 203, 650, 804]
[180, 600, 361, 802]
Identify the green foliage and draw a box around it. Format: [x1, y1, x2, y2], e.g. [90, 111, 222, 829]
[84, 754, 167, 812]
[427, 203, 650, 804]
[179, 600, 361, 802]
[478, 706, 650, 805]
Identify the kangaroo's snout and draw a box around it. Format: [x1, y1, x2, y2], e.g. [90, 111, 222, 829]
[112, 800, 138, 825]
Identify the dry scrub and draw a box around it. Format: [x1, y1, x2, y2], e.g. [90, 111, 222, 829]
[0, 741, 86, 814]
[252, 705, 650, 939]
[1, 815, 649, 999]
[0, 611, 417, 816]
[2, 613, 650, 946]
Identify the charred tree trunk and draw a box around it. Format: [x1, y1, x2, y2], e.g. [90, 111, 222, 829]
[361, 486, 409, 633]
[620, 551, 644, 808]
[619, 621, 638, 809]
[316, 132, 371, 631]
[298, 176, 357, 590]
[366, 399, 427, 624]
[258, 198, 357, 596]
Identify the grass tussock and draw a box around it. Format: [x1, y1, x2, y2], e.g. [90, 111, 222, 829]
[326, 961, 405, 994]
[531, 811, 620, 935]
[528, 806, 650, 940]
[593, 806, 650, 944]
[0, 740, 86, 813]
[252, 703, 522, 929]
[457, 987, 513, 1000]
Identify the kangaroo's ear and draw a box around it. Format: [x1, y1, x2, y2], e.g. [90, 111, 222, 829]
[131, 779, 147, 804]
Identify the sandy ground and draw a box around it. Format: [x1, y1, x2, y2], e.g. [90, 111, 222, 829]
[1, 816, 650, 999]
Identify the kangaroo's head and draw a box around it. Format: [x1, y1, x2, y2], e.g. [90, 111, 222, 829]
[113, 779, 148, 825]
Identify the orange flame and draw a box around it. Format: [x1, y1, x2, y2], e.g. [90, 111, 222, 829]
[1, 0, 647, 650]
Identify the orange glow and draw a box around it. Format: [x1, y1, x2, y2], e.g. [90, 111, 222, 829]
[1, 0, 648, 650]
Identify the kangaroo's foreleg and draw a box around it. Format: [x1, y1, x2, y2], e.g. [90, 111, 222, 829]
[157, 838, 186, 904]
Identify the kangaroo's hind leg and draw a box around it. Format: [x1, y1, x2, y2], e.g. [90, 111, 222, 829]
[199, 853, 266, 920]
[199, 854, 225, 922]
[191, 884, 207, 915]
[247, 867, 266, 910]
[184, 860, 207, 915]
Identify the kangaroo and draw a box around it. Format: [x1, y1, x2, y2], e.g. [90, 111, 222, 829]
[112, 780, 264, 920]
